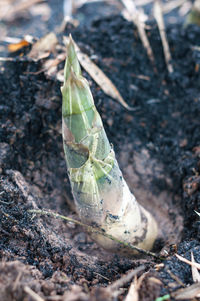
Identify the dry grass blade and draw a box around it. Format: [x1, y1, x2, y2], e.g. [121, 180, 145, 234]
[171, 283, 200, 300]
[64, 36, 134, 110]
[154, 0, 174, 74]
[191, 252, 200, 283]
[121, 0, 156, 71]
[24, 286, 44, 301]
[175, 253, 200, 270]
[125, 276, 139, 301]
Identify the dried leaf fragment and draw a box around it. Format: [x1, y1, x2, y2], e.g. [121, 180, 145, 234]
[28, 32, 58, 60]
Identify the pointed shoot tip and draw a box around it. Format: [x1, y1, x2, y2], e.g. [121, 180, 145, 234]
[64, 34, 81, 82]
[67, 34, 77, 59]
[69, 33, 73, 43]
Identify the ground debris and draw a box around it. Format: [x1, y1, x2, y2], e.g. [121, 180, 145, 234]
[28, 32, 58, 60]
[172, 282, 200, 300]
[121, 0, 156, 70]
[154, 0, 174, 73]
[191, 252, 200, 285]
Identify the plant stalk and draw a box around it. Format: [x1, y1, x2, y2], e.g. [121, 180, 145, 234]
[61, 35, 158, 255]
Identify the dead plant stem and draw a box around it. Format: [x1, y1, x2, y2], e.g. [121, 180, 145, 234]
[154, 0, 174, 73]
[28, 209, 162, 260]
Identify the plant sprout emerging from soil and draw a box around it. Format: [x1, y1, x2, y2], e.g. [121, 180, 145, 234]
[61, 35, 158, 254]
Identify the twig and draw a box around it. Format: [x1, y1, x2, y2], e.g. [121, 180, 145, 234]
[134, 18, 156, 69]
[175, 253, 200, 269]
[154, 0, 174, 74]
[108, 266, 145, 290]
[121, 0, 156, 71]
[167, 269, 185, 287]
[13, 272, 23, 291]
[93, 272, 110, 281]
[28, 209, 162, 259]
[24, 286, 44, 301]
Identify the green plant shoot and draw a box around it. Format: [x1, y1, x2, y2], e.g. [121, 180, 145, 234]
[61, 35, 158, 254]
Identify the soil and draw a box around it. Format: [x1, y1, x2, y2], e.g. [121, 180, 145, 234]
[0, 3, 200, 301]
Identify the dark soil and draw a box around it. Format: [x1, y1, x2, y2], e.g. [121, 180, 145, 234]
[0, 9, 200, 301]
